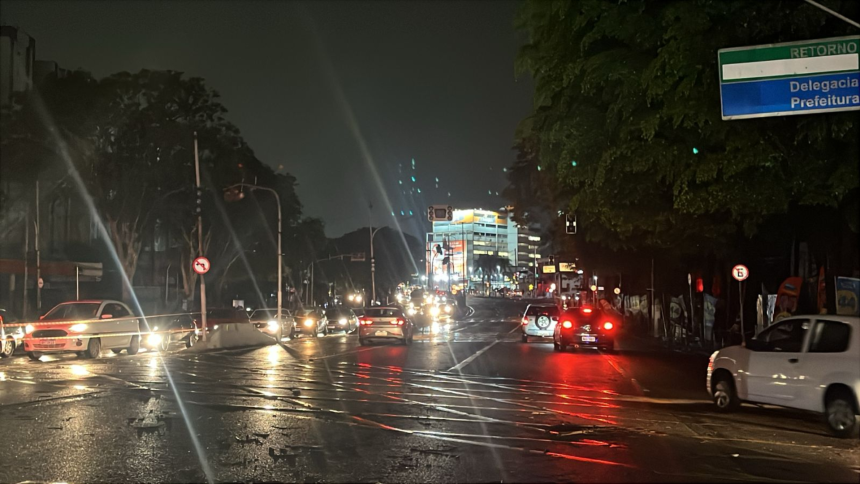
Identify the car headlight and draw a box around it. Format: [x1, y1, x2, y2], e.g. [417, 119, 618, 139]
[213, 325, 219, 330]
[304, 319, 314, 327]
[267, 321, 279, 330]
[355, 295, 363, 302]
[339, 318, 347, 325]
[430, 306, 440, 317]
[147, 334, 163, 346]
[69, 323, 88, 332]
[408, 308, 417, 316]
[25, 324, 35, 334]
[444, 305, 452, 313]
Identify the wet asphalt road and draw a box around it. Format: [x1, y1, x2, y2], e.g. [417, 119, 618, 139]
[1, 297, 858, 483]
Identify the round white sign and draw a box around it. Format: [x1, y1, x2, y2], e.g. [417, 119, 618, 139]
[192, 256, 211, 275]
[732, 264, 749, 282]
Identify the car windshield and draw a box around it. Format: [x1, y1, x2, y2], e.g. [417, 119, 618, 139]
[526, 306, 558, 317]
[325, 309, 347, 318]
[364, 308, 404, 318]
[43, 303, 101, 320]
[250, 309, 284, 320]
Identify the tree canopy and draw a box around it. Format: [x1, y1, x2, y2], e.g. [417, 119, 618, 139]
[509, 0, 859, 259]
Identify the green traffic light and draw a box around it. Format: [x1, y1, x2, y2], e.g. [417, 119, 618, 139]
[571, 161, 577, 167]
[692, 147, 699, 154]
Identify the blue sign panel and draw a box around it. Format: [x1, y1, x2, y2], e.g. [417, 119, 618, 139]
[721, 72, 860, 118]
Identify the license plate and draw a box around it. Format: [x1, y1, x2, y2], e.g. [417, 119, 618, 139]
[375, 331, 388, 336]
[581, 336, 596, 343]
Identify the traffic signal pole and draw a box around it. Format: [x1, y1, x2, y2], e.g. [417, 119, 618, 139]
[194, 132, 208, 342]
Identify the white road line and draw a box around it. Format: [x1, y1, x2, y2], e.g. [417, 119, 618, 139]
[447, 340, 499, 372]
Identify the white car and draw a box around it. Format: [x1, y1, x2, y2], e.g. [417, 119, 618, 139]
[22, 300, 142, 360]
[521, 304, 559, 342]
[708, 315, 859, 437]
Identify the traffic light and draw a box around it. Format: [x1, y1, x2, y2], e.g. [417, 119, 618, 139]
[565, 213, 577, 234]
[194, 189, 203, 217]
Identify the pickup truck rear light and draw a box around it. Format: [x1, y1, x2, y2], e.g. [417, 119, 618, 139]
[603, 321, 613, 330]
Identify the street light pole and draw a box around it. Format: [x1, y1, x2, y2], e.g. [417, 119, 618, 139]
[223, 182, 282, 326]
[370, 226, 382, 305]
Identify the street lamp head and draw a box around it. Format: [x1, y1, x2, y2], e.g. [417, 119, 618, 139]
[223, 187, 245, 202]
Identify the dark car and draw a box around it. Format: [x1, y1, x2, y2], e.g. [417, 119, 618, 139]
[553, 306, 617, 352]
[325, 307, 358, 334]
[291, 308, 328, 337]
[144, 313, 199, 351]
[206, 308, 251, 328]
[0, 308, 24, 358]
[249, 308, 292, 341]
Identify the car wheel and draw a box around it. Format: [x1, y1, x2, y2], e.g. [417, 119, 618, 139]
[825, 390, 858, 438]
[713, 375, 740, 412]
[27, 351, 42, 361]
[0, 339, 14, 358]
[553, 341, 561, 351]
[311, 330, 318, 338]
[159, 334, 171, 352]
[127, 336, 140, 355]
[359, 338, 367, 346]
[521, 333, 528, 343]
[185, 333, 196, 349]
[111, 348, 123, 355]
[84, 338, 101, 359]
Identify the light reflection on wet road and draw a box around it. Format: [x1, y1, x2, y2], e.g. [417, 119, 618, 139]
[1, 297, 858, 483]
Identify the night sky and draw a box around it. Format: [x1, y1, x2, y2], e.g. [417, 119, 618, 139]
[1, 1, 533, 238]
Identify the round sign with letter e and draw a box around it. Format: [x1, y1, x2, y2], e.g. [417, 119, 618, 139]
[192, 256, 211, 275]
[732, 264, 749, 282]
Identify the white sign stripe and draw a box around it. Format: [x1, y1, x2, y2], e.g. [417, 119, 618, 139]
[722, 54, 858, 81]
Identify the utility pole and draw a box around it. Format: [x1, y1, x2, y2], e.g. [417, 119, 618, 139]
[22, 207, 29, 318]
[194, 132, 208, 342]
[35, 179, 41, 311]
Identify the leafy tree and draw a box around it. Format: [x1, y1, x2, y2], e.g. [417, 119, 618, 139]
[511, 0, 859, 262]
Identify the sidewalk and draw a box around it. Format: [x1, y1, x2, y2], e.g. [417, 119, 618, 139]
[619, 330, 714, 357]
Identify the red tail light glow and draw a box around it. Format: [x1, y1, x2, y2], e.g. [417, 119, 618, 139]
[521, 317, 528, 326]
[395, 319, 404, 326]
[359, 319, 372, 325]
[562, 321, 573, 329]
[603, 321, 614, 330]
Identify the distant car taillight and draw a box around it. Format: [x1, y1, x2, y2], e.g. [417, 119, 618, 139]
[562, 321, 573, 329]
[359, 318, 372, 325]
[395, 319, 405, 326]
[603, 321, 613, 330]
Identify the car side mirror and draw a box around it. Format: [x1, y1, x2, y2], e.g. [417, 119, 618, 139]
[100, 314, 113, 319]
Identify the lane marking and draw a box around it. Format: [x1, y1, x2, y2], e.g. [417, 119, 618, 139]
[604, 355, 646, 395]
[446, 340, 499, 372]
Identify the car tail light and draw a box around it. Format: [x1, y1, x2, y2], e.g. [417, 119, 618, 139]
[582, 308, 593, 314]
[359, 318, 372, 325]
[521, 317, 529, 325]
[562, 321, 573, 329]
[603, 321, 613, 330]
[395, 319, 404, 326]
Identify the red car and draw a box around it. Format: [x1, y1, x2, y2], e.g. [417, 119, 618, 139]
[553, 306, 618, 352]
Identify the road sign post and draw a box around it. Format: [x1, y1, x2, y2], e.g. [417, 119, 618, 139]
[732, 264, 750, 346]
[718, 36, 860, 120]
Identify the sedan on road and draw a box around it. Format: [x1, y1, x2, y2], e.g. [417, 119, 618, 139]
[325, 307, 358, 334]
[291, 308, 328, 338]
[249, 308, 292, 341]
[553, 306, 617, 352]
[708, 315, 860, 438]
[521, 303, 559, 342]
[358, 307, 414, 345]
[22, 300, 141, 360]
[0, 308, 24, 358]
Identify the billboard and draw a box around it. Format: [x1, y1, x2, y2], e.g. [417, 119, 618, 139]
[451, 209, 506, 226]
[426, 239, 466, 288]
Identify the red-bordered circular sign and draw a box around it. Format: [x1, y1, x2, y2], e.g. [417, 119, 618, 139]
[193, 256, 211, 275]
[732, 264, 749, 282]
